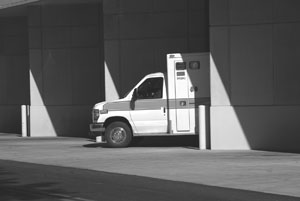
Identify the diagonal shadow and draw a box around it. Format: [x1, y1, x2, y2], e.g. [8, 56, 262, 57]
[0, 159, 299, 201]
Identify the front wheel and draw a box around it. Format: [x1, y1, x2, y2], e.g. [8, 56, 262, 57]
[105, 121, 132, 148]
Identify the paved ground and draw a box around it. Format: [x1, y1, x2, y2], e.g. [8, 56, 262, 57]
[1, 160, 299, 201]
[0, 134, 300, 199]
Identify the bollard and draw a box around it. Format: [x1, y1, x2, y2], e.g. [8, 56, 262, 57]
[21, 105, 28, 137]
[96, 136, 105, 143]
[199, 105, 206, 150]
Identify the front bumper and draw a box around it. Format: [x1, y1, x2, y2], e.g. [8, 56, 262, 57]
[90, 123, 105, 132]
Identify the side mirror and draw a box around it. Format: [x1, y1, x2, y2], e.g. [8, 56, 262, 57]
[132, 88, 138, 102]
[130, 89, 137, 110]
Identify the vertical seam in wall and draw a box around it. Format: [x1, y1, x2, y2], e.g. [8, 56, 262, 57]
[40, 5, 44, 103]
[70, 8, 73, 105]
[186, 0, 190, 52]
[228, 0, 232, 104]
[272, 24, 275, 106]
[117, 1, 122, 95]
[272, 1, 275, 106]
[99, 3, 105, 101]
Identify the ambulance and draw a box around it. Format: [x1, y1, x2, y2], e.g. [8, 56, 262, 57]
[90, 53, 210, 147]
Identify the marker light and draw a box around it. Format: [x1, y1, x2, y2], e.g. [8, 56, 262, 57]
[189, 61, 200, 70]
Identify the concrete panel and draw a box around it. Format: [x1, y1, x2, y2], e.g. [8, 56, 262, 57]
[29, 50, 44, 106]
[2, 36, 28, 56]
[273, 23, 300, 105]
[119, 14, 152, 39]
[43, 49, 72, 105]
[189, 37, 209, 53]
[71, 4, 100, 26]
[28, 28, 41, 49]
[6, 56, 29, 104]
[0, 56, 7, 104]
[209, 0, 229, 26]
[42, 5, 72, 26]
[0, 17, 27, 36]
[103, 15, 119, 40]
[42, 27, 71, 49]
[210, 27, 231, 106]
[211, 106, 250, 150]
[153, 38, 187, 72]
[30, 105, 91, 137]
[28, 6, 41, 26]
[0, 106, 21, 134]
[230, 0, 273, 25]
[274, 0, 300, 22]
[119, 12, 187, 39]
[120, 39, 155, 95]
[189, 0, 207, 11]
[0, 37, 2, 55]
[103, 0, 120, 14]
[151, 12, 187, 38]
[0, 56, 29, 105]
[71, 26, 100, 48]
[120, 0, 153, 13]
[71, 48, 102, 105]
[189, 11, 209, 38]
[211, 105, 300, 152]
[104, 40, 121, 100]
[30, 105, 56, 137]
[230, 25, 273, 105]
[153, 0, 186, 12]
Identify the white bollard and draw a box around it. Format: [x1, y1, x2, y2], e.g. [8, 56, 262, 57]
[96, 136, 104, 143]
[199, 105, 206, 150]
[21, 105, 28, 137]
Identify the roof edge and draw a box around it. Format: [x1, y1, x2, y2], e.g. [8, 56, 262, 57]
[0, 0, 40, 9]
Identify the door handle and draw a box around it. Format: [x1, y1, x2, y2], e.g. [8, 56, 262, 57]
[161, 107, 166, 115]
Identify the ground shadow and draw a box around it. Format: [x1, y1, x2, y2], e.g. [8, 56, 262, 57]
[0, 159, 299, 201]
[83, 135, 199, 149]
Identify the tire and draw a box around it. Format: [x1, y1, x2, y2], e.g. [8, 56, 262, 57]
[105, 121, 132, 148]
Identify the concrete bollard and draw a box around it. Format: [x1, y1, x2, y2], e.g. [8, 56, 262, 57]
[199, 105, 207, 150]
[21, 105, 28, 137]
[96, 136, 105, 143]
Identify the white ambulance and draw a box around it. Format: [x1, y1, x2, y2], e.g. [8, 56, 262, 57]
[90, 53, 210, 147]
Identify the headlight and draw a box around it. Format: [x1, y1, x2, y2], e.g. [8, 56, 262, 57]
[92, 109, 100, 122]
[92, 109, 108, 122]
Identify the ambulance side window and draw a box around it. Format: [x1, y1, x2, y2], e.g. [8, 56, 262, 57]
[137, 77, 163, 99]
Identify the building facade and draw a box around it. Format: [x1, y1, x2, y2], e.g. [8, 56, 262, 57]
[0, 0, 299, 152]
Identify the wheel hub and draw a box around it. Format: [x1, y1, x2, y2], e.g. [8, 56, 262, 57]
[110, 127, 126, 143]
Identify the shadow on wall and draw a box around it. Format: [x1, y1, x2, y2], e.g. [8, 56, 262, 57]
[29, 0, 209, 138]
[209, 0, 300, 153]
[29, 3, 105, 137]
[103, 0, 209, 101]
[210, 14, 300, 153]
[0, 13, 30, 134]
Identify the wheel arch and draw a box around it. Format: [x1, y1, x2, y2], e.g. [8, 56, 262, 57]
[104, 116, 134, 134]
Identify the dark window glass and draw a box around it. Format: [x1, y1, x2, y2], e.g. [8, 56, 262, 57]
[137, 77, 163, 99]
[176, 62, 186, 70]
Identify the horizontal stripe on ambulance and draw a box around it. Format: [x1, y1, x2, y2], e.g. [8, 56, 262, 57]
[103, 97, 210, 111]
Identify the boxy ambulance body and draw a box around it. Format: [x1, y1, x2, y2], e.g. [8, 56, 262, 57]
[90, 53, 210, 147]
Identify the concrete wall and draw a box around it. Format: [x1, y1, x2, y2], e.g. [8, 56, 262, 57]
[0, 17, 29, 134]
[103, 0, 209, 100]
[0, 0, 209, 137]
[210, 0, 300, 152]
[28, 3, 104, 137]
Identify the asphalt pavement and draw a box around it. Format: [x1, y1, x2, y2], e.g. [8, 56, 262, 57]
[0, 133, 300, 200]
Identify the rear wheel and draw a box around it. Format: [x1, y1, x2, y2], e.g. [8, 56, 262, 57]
[105, 121, 132, 148]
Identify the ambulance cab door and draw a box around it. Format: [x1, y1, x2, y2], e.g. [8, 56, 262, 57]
[130, 77, 168, 134]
